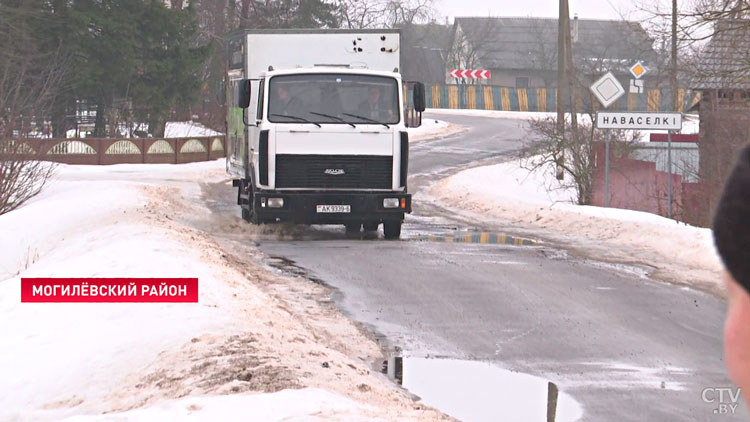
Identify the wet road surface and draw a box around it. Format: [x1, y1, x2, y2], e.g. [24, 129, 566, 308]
[203, 112, 743, 421]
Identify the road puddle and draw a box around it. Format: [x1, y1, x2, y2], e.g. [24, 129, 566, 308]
[383, 356, 583, 422]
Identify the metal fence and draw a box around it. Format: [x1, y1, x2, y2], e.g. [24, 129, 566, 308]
[8, 136, 226, 165]
[630, 142, 700, 183]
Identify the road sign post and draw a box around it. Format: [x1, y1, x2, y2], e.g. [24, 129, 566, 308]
[605, 130, 611, 207]
[594, 111, 682, 215]
[667, 130, 673, 219]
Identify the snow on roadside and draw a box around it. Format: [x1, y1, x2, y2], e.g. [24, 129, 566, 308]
[428, 159, 724, 296]
[425, 108, 593, 124]
[425, 109, 700, 142]
[62, 389, 375, 422]
[407, 118, 463, 142]
[0, 161, 449, 421]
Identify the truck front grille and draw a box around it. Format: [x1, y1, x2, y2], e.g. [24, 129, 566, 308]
[275, 155, 393, 189]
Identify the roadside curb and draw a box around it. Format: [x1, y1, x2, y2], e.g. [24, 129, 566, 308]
[414, 232, 537, 246]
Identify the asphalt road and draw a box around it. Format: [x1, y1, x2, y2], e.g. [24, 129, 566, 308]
[210, 113, 744, 421]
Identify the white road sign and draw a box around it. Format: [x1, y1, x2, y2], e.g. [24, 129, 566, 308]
[629, 79, 644, 94]
[589, 72, 625, 108]
[596, 112, 682, 130]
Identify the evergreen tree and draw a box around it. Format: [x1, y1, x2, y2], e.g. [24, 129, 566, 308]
[130, 1, 211, 136]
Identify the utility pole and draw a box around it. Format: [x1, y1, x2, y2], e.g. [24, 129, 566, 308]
[563, 2, 579, 140]
[556, 0, 567, 180]
[671, 0, 678, 112]
[556, 0, 566, 131]
[667, 0, 678, 218]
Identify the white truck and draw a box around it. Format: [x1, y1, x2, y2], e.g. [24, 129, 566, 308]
[225, 29, 425, 239]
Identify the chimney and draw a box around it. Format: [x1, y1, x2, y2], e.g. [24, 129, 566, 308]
[572, 14, 579, 43]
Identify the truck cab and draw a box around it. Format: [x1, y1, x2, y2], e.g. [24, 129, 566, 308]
[225, 30, 425, 239]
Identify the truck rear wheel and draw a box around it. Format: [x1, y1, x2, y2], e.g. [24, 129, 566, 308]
[383, 220, 402, 240]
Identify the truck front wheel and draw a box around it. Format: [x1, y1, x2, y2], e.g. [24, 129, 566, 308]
[363, 222, 379, 232]
[383, 220, 402, 240]
[345, 223, 362, 234]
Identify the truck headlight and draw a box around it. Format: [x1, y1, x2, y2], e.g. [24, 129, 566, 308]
[383, 198, 399, 208]
[267, 198, 284, 208]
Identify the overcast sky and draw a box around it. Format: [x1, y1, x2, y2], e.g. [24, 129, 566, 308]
[434, 0, 645, 22]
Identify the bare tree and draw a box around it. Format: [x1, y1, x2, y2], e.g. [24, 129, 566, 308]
[0, 1, 63, 215]
[338, 0, 435, 29]
[522, 117, 639, 205]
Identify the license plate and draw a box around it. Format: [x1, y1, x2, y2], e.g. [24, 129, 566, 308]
[316, 205, 351, 213]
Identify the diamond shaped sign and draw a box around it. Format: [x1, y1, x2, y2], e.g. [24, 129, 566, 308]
[629, 61, 648, 79]
[589, 72, 625, 109]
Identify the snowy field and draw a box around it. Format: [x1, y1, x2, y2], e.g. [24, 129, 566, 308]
[428, 158, 724, 296]
[0, 161, 449, 421]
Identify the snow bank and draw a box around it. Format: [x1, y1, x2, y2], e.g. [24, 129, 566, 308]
[407, 118, 463, 142]
[0, 161, 449, 421]
[62, 389, 373, 422]
[429, 159, 724, 296]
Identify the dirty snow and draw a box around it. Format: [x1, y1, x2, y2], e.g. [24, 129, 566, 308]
[0, 160, 449, 421]
[428, 158, 724, 296]
[61, 389, 375, 422]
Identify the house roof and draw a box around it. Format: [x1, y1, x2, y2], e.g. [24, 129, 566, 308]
[453, 17, 656, 72]
[692, 20, 750, 90]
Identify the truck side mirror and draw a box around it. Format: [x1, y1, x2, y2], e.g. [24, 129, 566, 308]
[413, 82, 426, 112]
[238, 79, 251, 108]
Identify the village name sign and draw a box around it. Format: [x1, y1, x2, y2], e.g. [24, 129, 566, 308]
[595, 111, 683, 130]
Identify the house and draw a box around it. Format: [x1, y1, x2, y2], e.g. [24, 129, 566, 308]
[692, 18, 750, 219]
[399, 23, 453, 85]
[449, 17, 657, 88]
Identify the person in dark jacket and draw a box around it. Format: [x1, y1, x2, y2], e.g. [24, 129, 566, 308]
[713, 145, 750, 411]
[357, 86, 394, 122]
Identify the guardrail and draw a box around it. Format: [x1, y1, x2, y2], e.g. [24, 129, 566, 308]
[405, 85, 701, 113]
[4, 136, 226, 165]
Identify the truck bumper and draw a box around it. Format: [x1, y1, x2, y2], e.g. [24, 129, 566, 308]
[253, 191, 411, 224]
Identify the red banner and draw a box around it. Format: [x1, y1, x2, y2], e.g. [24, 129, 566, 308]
[21, 278, 199, 303]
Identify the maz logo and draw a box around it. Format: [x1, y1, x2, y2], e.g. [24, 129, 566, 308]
[324, 168, 345, 175]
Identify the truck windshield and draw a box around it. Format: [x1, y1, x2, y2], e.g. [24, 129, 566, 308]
[268, 74, 400, 125]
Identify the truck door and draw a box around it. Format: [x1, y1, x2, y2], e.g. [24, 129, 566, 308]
[247, 79, 263, 181]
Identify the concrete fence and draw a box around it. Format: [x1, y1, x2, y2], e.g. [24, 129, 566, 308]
[5, 136, 226, 165]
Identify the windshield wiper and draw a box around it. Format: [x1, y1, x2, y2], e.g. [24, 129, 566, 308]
[341, 113, 390, 128]
[309, 112, 356, 128]
[270, 113, 321, 128]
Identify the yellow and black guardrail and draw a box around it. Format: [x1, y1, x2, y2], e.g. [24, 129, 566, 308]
[405, 84, 700, 113]
[415, 231, 536, 246]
